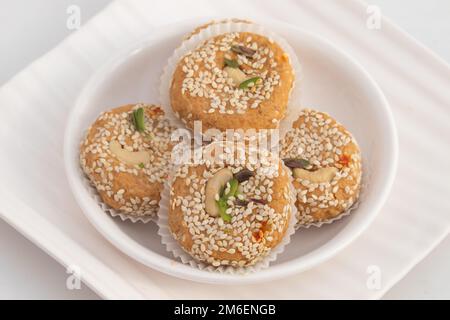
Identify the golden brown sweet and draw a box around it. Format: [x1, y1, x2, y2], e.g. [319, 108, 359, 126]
[80, 104, 175, 218]
[170, 31, 295, 132]
[280, 109, 362, 226]
[168, 142, 293, 267]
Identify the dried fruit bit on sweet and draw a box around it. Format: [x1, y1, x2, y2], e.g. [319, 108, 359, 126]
[224, 58, 239, 68]
[239, 76, 261, 89]
[231, 45, 256, 58]
[132, 107, 145, 132]
[283, 158, 311, 170]
[234, 169, 255, 183]
[339, 154, 350, 166]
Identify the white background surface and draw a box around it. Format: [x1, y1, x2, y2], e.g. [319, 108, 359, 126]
[0, 0, 449, 299]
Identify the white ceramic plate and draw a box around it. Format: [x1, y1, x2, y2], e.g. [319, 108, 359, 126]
[64, 19, 397, 284]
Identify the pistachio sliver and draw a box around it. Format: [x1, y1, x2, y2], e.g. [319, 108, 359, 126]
[205, 168, 233, 218]
[234, 169, 255, 183]
[239, 77, 261, 89]
[217, 198, 232, 222]
[225, 178, 239, 199]
[231, 45, 256, 58]
[224, 58, 239, 69]
[283, 158, 311, 169]
[251, 198, 268, 205]
[132, 107, 145, 132]
[235, 198, 267, 207]
[235, 199, 249, 207]
[217, 178, 239, 222]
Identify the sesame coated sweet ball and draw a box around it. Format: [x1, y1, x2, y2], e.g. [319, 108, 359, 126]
[168, 142, 293, 268]
[170, 31, 295, 132]
[80, 104, 175, 218]
[280, 109, 362, 227]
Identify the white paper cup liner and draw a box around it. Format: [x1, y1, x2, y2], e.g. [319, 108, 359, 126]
[79, 166, 156, 223]
[78, 116, 166, 224]
[159, 19, 303, 137]
[296, 155, 369, 229]
[157, 142, 298, 274]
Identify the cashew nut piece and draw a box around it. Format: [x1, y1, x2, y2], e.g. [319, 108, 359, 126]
[205, 168, 234, 217]
[224, 66, 248, 87]
[109, 140, 150, 165]
[293, 167, 338, 183]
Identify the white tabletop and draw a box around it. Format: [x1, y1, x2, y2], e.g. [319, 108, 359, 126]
[0, 0, 449, 299]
